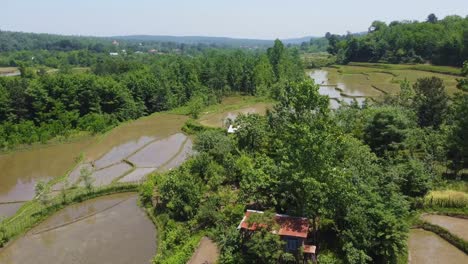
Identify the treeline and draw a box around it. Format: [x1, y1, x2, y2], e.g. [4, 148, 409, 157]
[143, 62, 468, 264]
[326, 14, 468, 66]
[0, 30, 243, 61]
[0, 40, 303, 149]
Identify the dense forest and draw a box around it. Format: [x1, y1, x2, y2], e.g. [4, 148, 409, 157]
[326, 14, 468, 66]
[0, 40, 303, 149]
[143, 62, 468, 263]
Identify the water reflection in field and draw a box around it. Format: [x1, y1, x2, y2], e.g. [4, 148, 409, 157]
[0, 193, 156, 264]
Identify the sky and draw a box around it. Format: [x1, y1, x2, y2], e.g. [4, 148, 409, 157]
[2, 0, 468, 39]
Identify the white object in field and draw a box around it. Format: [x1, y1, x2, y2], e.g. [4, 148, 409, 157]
[227, 125, 239, 133]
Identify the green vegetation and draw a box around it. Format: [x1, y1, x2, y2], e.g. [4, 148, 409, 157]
[0, 40, 302, 150]
[302, 52, 337, 69]
[327, 14, 468, 66]
[348, 62, 462, 76]
[424, 190, 468, 208]
[140, 55, 468, 263]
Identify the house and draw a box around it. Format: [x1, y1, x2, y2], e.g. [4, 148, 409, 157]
[238, 210, 317, 262]
[109, 52, 119, 56]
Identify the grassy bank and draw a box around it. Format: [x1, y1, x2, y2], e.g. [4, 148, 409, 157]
[0, 183, 138, 247]
[414, 220, 468, 254]
[348, 62, 462, 76]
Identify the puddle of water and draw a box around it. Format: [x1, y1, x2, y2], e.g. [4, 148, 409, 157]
[199, 103, 270, 128]
[0, 193, 156, 264]
[421, 214, 468, 241]
[128, 133, 187, 168]
[408, 229, 468, 264]
[118, 168, 156, 183]
[0, 203, 24, 219]
[88, 163, 133, 187]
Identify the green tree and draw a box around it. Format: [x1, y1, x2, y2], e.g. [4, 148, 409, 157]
[79, 167, 94, 193]
[413, 77, 448, 128]
[158, 168, 203, 221]
[35, 180, 50, 205]
[364, 107, 415, 156]
[447, 94, 468, 177]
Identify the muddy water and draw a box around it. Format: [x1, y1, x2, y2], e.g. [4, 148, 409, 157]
[0, 203, 24, 219]
[421, 214, 468, 241]
[199, 103, 270, 128]
[0, 193, 156, 264]
[85, 113, 187, 162]
[0, 139, 95, 203]
[309, 69, 379, 109]
[128, 133, 188, 167]
[409, 229, 468, 264]
[88, 162, 133, 187]
[118, 168, 156, 183]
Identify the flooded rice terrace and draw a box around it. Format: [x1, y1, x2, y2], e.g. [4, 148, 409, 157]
[0, 193, 156, 264]
[0, 113, 190, 218]
[409, 229, 468, 264]
[421, 214, 468, 241]
[308, 69, 383, 109]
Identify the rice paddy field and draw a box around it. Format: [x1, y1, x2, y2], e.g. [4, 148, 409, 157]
[310, 63, 462, 97]
[424, 190, 468, 209]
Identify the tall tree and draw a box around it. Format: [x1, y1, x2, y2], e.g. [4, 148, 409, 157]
[413, 77, 448, 128]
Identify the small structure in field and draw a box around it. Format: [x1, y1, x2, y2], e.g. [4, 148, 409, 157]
[227, 125, 239, 134]
[109, 52, 119, 56]
[238, 210, 317, 262]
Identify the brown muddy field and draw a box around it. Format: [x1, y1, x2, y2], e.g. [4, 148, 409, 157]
[84, 113, 187, 162]
[0, 138, 95, 203]
[421, 214, 468, 241]
[199, 103, 270, 128]
[0, 193, 156, 264]
[408, 229, 468, 264]
[0, 113, 188, 217]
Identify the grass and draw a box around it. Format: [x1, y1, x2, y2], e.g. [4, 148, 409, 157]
[348, 62, 462, 76]
[170, 95, 274, 116]
[424, 190, 468, 209]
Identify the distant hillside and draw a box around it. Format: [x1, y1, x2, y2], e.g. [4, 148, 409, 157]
[0, 30, 320, 52]
[112, 35, 321, 46]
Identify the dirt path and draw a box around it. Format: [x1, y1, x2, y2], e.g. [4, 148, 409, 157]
[188, 237, 219, 264]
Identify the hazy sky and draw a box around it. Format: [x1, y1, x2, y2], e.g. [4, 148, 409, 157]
[2, 0, 467, 39]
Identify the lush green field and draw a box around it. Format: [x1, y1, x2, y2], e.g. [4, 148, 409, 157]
[318, 63, 462, 95]
[348, 62, 462, 76]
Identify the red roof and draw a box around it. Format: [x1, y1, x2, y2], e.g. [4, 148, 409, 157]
[238, 210, 309, 238]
